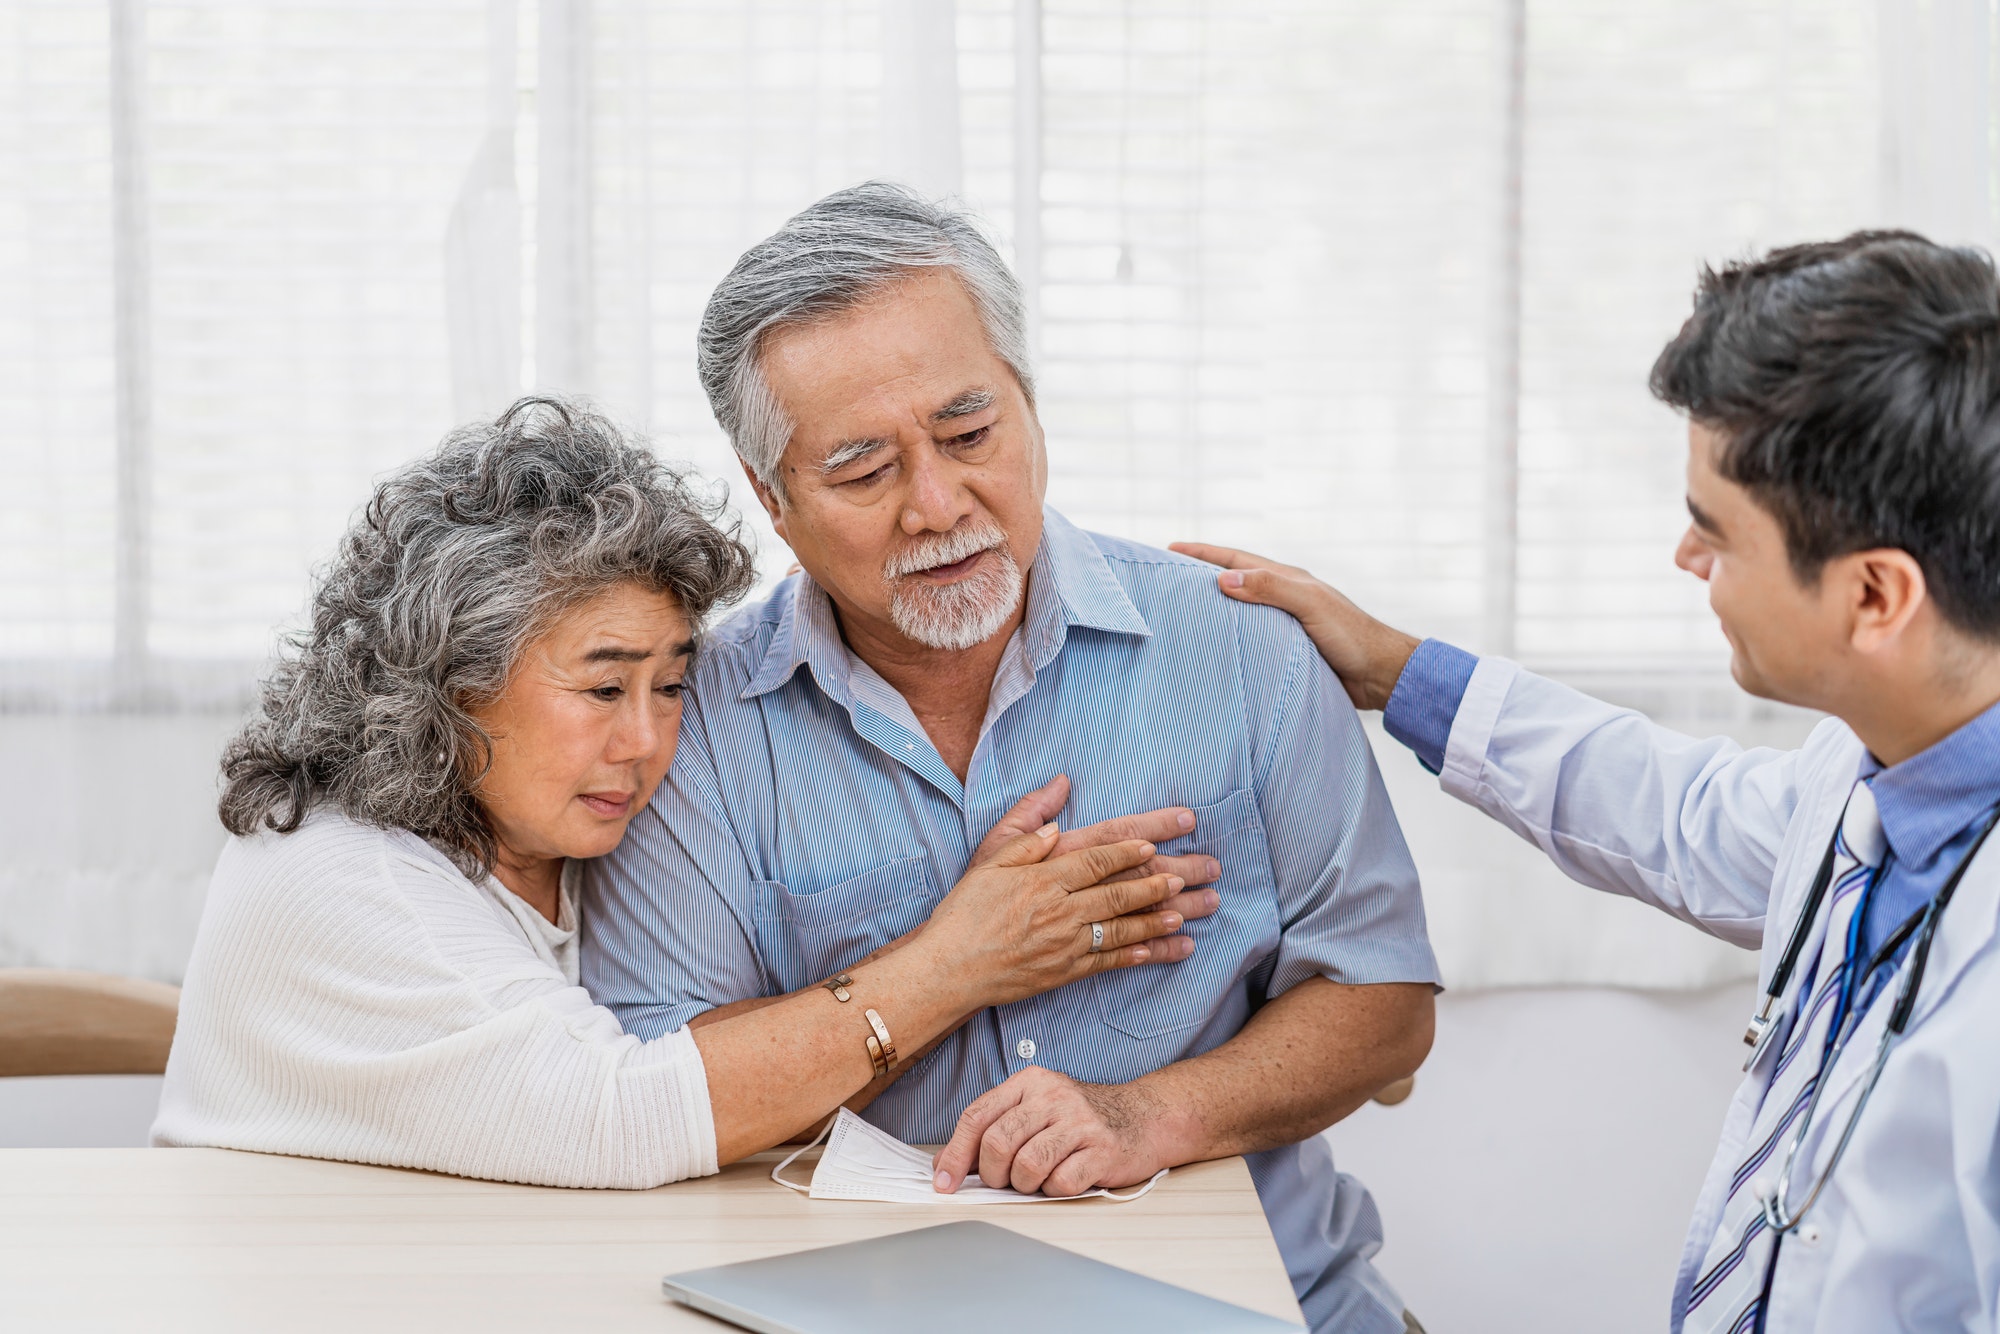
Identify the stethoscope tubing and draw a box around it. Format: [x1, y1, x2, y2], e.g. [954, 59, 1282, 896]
[1757, 803, 2000, 1235]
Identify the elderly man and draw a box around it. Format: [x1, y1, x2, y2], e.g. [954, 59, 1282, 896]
[583, 182, 1439, 1334]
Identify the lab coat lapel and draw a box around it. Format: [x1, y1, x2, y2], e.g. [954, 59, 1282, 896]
[1671, 769, 1853, 1327]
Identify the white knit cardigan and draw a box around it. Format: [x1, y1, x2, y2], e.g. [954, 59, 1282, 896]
[152, 809, 718, 1188]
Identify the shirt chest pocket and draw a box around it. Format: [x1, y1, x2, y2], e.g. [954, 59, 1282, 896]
[749, 857, 938, 993]
[1094, 788, 1281, 1040]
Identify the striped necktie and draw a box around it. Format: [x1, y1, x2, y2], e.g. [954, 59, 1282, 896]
[1683, 778, 1887, 1334]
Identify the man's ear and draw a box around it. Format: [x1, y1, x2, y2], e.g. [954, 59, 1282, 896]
[1845, 547, 1929, 656]
[741, 460, 791, 547]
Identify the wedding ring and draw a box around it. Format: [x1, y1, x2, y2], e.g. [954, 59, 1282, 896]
[1088, 921, 1105, 953]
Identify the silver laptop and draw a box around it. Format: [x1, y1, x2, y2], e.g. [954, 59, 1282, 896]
[660, 1219, 1305, 1333]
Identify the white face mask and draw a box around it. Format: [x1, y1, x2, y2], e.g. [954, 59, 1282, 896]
[773, 1107, 1166, 1204]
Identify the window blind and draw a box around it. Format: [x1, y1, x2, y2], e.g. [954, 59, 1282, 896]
[0, 0, 118, 662]
[0, 0, 1923, 691]
[1515, 0, 1878, 666]
[2, 0, 490, 703]
[143, 1, 487, 664]
[7, 0, 1998, 988]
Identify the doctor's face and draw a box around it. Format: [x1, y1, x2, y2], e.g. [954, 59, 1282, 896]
[1674, 422, 1847, 705]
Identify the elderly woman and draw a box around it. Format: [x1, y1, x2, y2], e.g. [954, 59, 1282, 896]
[153, 397, 1206, 1186]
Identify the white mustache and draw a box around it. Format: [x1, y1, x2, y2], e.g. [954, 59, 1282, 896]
[885, 522, 1007, 579]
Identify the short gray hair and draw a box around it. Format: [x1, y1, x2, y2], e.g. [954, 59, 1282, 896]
[217, 395, 756, 877]
[697, 180, 1034, 490]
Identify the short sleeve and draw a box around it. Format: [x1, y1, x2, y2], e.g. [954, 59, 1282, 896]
[1241, 608, 1442, 996]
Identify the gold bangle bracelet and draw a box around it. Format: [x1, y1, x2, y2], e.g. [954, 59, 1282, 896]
[863, 1007, 897, 1074]
[822, 973, 854, 1003]
[864, 1033, 888, 1078]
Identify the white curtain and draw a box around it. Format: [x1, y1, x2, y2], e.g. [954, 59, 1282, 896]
[2, 0, 1994, 988]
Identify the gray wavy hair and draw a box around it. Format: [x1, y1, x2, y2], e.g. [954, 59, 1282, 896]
[218, 395, 756, 877]
[696, 180, 1034, 494]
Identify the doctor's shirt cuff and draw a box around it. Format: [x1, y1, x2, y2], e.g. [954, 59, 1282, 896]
[1382, 638, 1479, 775]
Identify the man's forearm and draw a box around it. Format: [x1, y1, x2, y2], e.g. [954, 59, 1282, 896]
[1133, 976, 1435, 1163]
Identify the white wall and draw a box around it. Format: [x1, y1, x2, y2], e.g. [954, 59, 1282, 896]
[0, 713, 237, 981]
[0, 1075, 163, 1148]
[1333, 981, 1755, 1334]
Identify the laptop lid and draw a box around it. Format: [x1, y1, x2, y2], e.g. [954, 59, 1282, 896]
[660, 1219, 1305, 1334]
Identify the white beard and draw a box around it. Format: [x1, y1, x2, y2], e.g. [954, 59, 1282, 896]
[884, 521, 1025, 652]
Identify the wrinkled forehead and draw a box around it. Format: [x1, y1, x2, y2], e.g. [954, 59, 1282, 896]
[761, 273, 1013, 449]
[531, 582, 695, 661]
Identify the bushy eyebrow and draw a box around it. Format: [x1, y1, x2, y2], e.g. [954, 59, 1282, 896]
[1686, 496, 1724, 536]
[818, 436, 894, 475]
[932, 388, 995, 423]
[817, 389, 998, 477]
[582, 639, 697, 664]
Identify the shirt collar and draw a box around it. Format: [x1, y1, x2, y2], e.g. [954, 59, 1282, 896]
[1020, 507, 1151, 667]
[740, 571, 854, 703]
[1862, 694, 2000, 874]
[739, 506, 1150, 702]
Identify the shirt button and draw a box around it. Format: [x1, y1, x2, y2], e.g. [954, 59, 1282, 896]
[1799, 1223, 1823, 1247]
[1015, 1038, 1037, 1061]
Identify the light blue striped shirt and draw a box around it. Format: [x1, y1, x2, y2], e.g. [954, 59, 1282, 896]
[582, 507, 1440, 1334]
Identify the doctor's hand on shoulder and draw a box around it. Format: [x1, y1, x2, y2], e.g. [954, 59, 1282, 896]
[1169, 542, 1416, 710]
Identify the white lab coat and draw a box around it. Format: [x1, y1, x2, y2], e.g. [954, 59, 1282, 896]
[1440, 657, 2000, 1332]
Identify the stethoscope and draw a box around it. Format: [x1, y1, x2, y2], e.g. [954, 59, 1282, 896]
[1741, 796, 2000, 1235]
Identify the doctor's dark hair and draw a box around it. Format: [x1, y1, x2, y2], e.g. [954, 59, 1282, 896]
[216, 395, 756, 877]
[1650, 230, 2000, 640]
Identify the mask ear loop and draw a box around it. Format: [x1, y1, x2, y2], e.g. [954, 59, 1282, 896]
[771, 1108, 841, 1194]
[1094, 1168, 1170, 1202]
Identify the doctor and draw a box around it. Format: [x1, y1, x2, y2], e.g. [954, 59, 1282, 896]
[1175, 229, 2000, 1333]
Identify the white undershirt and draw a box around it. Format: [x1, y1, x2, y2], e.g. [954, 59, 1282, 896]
[154, 809, 718, 1188]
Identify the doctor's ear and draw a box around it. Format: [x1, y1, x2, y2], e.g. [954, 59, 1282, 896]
[1843, 547, 1929, 655]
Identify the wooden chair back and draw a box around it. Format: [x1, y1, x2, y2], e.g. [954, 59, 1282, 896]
[0, 969, 180, 1077]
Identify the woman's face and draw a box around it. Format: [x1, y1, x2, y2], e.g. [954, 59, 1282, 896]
[469, 582, 695, 872]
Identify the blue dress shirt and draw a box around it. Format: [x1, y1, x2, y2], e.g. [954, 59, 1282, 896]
[1384, 640, 2000, 967]
[582, 508, 1440, 1334]
[1852, 699, 2000, 965]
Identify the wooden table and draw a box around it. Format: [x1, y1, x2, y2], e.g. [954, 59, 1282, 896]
[0, 1147, 1303, 1331]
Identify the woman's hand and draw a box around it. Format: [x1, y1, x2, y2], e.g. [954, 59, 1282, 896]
[695, 791, 1213, 1162]
[1169, 542, 1421, 712]
[916, 825, 1198, 1013]
[856, 777, 1223, 972]
[969, 775, 1223, 925]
